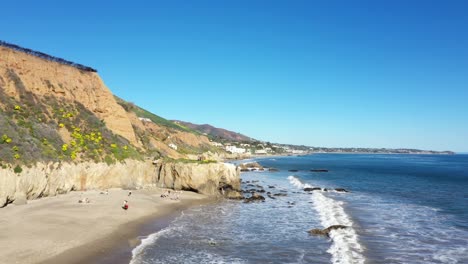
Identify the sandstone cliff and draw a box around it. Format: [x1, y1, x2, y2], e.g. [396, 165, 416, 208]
[0, 43, 226, 165]
[154, 161, 241, 196]
[0, 46, 138, 145]
[0, 42, 241, 208]
[0, 160, 241, 207]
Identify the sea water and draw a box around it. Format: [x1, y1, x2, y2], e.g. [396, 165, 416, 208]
[129, 154, 468, 264]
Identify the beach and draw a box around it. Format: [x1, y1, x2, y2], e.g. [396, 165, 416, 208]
[0, 188, 213, 264]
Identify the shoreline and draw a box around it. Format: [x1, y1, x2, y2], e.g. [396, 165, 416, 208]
[0, 188, 216, 264]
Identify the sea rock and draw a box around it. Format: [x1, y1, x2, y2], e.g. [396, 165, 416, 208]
[224, 189, 244, 200]
[273, 193, 287, 197]
[155, 162, 241, 196]
[244, 192, 265, 203]
[304, 187, 321, 192]
[238, 162, 264, 171]
[288, 169, 299, 172]
[308, 225, 348, 237]
[310, 169, 329, 172]
[335, 188, 349, 193]
[268, 168, 279, 172]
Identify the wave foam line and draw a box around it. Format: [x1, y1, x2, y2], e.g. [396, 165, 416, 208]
[288, 176, 365, 264]
[130, 226, 179, 264]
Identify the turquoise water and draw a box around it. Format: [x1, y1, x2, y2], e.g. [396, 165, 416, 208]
[130, 154, 468, 264]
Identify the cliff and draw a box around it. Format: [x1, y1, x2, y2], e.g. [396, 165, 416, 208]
[0, 42, 240, 208]
[0, 160, 241, 207]
[0, 42, 227, 166]
[154, 161, 241, 197]
[0, 45, 137, 145]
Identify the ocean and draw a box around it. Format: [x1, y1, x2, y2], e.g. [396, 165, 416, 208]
[129, 154, 468, 264]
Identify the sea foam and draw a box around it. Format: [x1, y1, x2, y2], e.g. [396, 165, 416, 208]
[288, 176, 365, 264]
[130, 225, 180, 264]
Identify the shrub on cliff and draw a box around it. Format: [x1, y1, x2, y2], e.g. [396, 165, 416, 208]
[0, 88, 144, 166]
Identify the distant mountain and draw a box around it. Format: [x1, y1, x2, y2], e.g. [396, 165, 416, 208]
[173, 121, 254, 143]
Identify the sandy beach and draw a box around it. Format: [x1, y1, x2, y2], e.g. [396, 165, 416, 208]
[0, 188, 213, 264]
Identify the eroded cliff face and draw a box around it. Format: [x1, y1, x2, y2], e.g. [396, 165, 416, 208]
[0, 161, 241, 207]
[0, 46, 138, 145]
[154, 161, 241, 196]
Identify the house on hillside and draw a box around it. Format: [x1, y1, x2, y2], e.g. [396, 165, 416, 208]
[255, 149, 267, 155]
[226, 145, 246, 154]
[210, 142, 223, 147]
[168, 143, 178, 150]
[138, 117, 152, 123]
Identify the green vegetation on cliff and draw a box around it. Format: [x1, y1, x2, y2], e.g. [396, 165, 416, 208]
[115, 96, 198, 133]
[0, 79, 143, 166]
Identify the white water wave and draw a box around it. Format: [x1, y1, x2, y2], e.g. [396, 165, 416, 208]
[288, 176, 365, 264]
[130, 225, 181, 264]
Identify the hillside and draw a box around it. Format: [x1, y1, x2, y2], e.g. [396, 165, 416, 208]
[0, 41, 223, 169]
[173, 120, 254, 143]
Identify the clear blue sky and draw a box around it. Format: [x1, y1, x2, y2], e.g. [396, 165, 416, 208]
[2, 0, 467, 151]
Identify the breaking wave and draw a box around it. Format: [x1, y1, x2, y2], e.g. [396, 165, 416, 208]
[288, 176, 365, 264]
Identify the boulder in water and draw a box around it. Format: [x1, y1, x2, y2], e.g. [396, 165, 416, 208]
[244, 192, 265, 203]
[304, 187, 321, 192]
[335, 188, 349, 193]
[308, 225, 348, 237]
[273, 193, 287, 197]
[310, 169, 329, 172]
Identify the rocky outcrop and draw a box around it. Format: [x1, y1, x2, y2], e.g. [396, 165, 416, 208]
[1, 160, 241, 207]
[308, 225, 348, 236]
[304, 187, 321, 192]
[244, 192, 265, 203]
[335, 188, 349, 193]
[239, 162, 263, 171]
[153, 161, 241, 197]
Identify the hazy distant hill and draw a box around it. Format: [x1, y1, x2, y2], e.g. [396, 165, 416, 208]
[173, 121, 253, 143]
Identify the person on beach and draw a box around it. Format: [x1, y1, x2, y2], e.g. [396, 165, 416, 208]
[78, 197, 90, 203]
[122, 200, 129, 210]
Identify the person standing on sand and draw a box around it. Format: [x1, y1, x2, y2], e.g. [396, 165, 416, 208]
[122, 200, 129, 210]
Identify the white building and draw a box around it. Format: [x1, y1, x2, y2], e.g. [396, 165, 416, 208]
[292, 149, 306, 154]
[138, 117, 152, 123]
[210, 142, 224, 147]
[168, 143, 178, 150]
[255, 149, 267, 155]
[226, 145, 246, 154]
